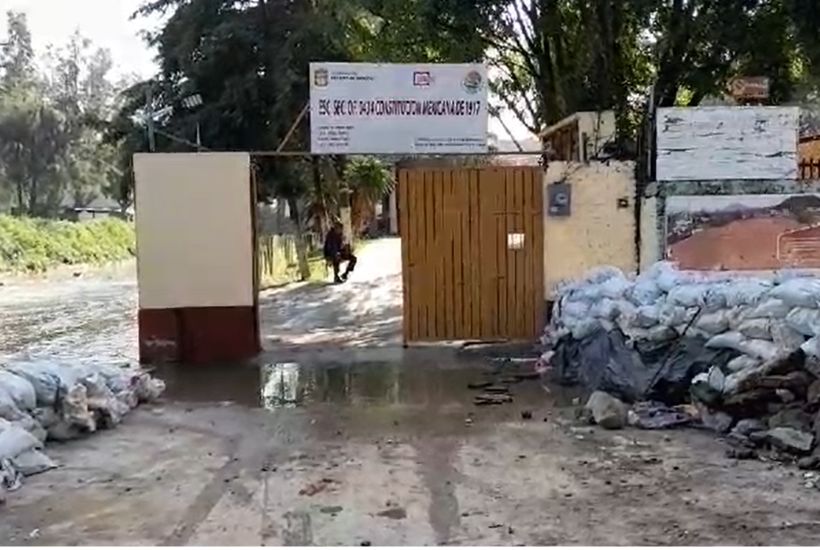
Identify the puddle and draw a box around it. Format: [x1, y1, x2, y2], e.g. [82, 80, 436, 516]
[150, 351, 563, 413]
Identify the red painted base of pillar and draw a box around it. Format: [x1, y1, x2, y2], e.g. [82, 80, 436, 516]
[139, 306, 260, 364]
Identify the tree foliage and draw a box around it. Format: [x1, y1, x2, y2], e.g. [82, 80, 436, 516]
[0, 11, 123, 216]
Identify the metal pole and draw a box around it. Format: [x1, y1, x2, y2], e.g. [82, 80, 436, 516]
[146, 87, 156, 152]
[196, 121, 202, 151]
[276, 102, 310, 152]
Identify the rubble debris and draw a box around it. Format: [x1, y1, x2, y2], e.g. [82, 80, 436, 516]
[726, 448, 758, 460]
[696, 405, 733, 434]
[474, 394, 513, 406]
[798, 456, 820, 470]
[626, 402, 696, 429]
[585, 391, 627, 430]
[541, 263, 820, 462]
[766, 428, 814, 454]
[484, 385, 511, 394]
[732, 419, 767, 437]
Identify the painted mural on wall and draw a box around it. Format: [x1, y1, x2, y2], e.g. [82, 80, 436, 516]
[666, 194, 820, 270]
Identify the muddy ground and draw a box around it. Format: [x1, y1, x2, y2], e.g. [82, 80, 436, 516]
[3, 240, 820, 545]
[4, 350, 820, 545]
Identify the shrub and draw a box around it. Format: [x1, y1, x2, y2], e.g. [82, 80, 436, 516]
[0, 215, 136, 273]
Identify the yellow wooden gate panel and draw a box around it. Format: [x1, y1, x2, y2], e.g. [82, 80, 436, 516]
[400, 167, 544, 344]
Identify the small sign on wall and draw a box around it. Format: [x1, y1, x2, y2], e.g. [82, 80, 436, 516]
[548, 182, 571, 216]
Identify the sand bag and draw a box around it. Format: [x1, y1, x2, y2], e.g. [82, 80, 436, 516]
[719, 279, 773, 308]
[0, 421, 41, 461]
[769, 278, 820, 308]
[737, 318, 773, 340]
[746, 299, 791, 320]
[0, 370, 36, 412]
[785, 308, 820, 337]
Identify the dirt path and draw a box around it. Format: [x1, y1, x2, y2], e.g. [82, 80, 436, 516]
[258, 238, 403, 349]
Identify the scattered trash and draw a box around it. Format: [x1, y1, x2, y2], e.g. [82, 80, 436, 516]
[377, 507, 407, 520]
[474, 394, 513, 406]
[585, 391, 627, 430]
[299, 478, 338, 497]
[520, 410, 533, 420]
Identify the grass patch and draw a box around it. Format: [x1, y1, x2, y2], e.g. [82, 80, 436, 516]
[0, 215, 135, 273]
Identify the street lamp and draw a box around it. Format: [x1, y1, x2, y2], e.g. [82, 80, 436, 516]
[181, 93, 204, 150]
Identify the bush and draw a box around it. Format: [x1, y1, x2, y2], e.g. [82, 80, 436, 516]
[0, 215, 135, 273]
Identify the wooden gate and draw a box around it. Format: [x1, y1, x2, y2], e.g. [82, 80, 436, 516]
[399, 167, 545, 344]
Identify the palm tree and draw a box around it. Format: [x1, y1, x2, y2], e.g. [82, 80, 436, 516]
[343, 156, 394, 236]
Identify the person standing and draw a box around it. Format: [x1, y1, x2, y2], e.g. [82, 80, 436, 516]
[323, 222, 357, 284]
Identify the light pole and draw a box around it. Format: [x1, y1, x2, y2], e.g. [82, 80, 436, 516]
[181, 93, 203, 151]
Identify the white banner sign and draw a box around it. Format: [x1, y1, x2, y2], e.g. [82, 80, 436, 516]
[309, 62, 488, 154]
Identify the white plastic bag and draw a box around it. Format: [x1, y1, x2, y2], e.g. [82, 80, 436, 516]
[737, 318, 773, 340]
[771, 323, 807, 351]
[769, 278, 820, 308]
[591, 298, 620, 321]
[802, 337, 820, 358]
[0, 421, 41, 461]
[632, 305, 662, 328]
[726, 355, 760, 373]
[720, 279, 773, 307]
[785, 308, 820, 337]
[746, 299, 791, 320]
[741, 339, 781, 361]
[0, 387, 25, 424]
[4, 362, 80, 406]
[694, 311, 731, 335]
[599, 276, 631, 300]
[0, 370, 36, 411]
[705, 332, 779, 360]
[558, 300, 591, 322]
[11, 449, 56, 476]
[667, 284, 707, 307]
[658, 304, 697, 327]
[628, 277, 663, 306]
[650, 262, 690, 293]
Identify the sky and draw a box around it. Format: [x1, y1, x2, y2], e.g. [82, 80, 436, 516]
[0, 0, 534, 142]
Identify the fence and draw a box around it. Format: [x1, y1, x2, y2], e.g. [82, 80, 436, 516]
[257, 232, 322, 288]
[799, 159, 820, 180]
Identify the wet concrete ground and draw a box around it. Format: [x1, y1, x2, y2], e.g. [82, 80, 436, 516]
[4, 246, 820, 544]
[5, 352, 820, 545]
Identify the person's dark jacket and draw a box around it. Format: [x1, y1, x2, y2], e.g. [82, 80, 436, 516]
[323, 228, 343, 259]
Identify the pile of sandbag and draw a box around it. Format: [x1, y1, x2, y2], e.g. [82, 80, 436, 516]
[546, 262, 820, 372]
[0, 361, 165, 500]
[542, 262, 820, 459]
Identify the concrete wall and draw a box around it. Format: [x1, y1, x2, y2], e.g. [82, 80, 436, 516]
[640, 195, 660, 270]
[543, 161, 637, 298]
[134, 152, 254, 310]
[577, 111, 616, 161]
[657, 106, 799, 181]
